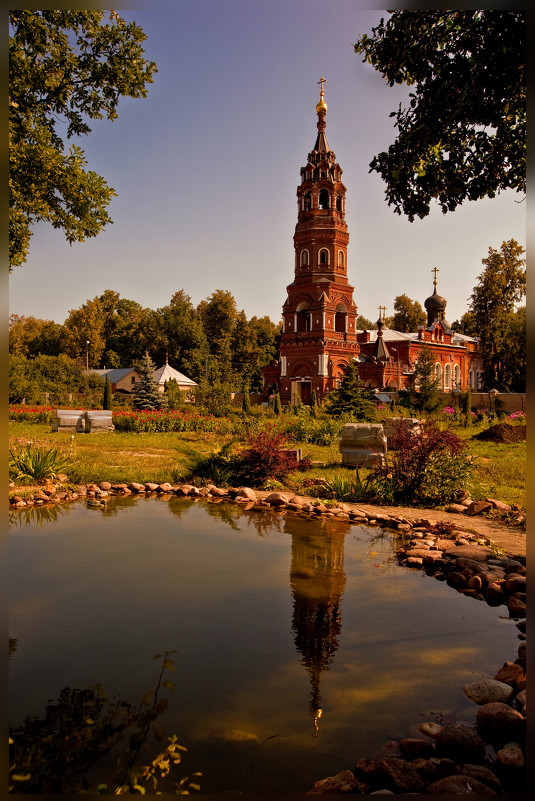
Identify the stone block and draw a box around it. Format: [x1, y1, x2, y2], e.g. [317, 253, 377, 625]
[339, 423, 387, 467]
[382, 417, 420, 448]
[52, 409, 85, 432]
[83, 410, 114, 433]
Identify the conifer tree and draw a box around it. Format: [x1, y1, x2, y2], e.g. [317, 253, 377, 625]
[132, 351, 163, 411]
[273, 392, 282, 416]
[326, 361, 377, 420]
[411, 344, 441, 413]
[102, 374, 112, 410]
[310, 389, 318, 417]
[242, 385, 252, 414]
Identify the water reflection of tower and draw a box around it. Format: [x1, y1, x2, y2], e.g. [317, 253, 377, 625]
[287, 517, 348, 736]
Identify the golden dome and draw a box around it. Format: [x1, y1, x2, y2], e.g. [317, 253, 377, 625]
[316, 76, 327, 113]
[316, 96, 327, 113]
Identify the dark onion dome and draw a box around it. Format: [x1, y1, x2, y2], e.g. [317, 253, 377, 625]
[424, 289, 447, 314]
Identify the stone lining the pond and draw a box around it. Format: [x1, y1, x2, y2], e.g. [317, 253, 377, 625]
[9, 479, 526, 794]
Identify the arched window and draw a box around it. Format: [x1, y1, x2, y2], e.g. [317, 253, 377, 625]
[319, 188, 330, 209]
[337, 250, 344, 267]
[303, 192, 312, 211]
[454, 364, 461, 388]
[434, 363, 442, 385]
[444, 363, 451, 390]
[296, 302, 311, 332]
[300, 249, 309, 266]
[335, 303, 346, 333]
[318, 248, 329, 265]
[336, 193, 342, 211]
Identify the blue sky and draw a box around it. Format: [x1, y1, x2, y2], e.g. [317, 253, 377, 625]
[8, 1, 526, 327]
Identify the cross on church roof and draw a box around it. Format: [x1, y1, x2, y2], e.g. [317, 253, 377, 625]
[318, 76, 326, 93]
[432, 266, 439, 291]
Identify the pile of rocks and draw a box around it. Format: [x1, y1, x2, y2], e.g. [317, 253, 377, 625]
[446, 494, 525, 527]
[309, 636, 526, 795]
[398, 529, 526, 618]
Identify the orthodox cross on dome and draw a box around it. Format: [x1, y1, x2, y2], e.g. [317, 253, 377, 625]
[316, 76, 327, 116]
[431, 266, 439, 291]
[377, 305, 386, 320]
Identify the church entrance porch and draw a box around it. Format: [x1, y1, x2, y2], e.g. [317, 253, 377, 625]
[291, 380, 312, 406]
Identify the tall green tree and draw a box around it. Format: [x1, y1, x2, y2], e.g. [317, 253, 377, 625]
[197, 290, 238, 384]
[451, 311, 478, 337]
[9, 315, 63, 357]
[61, 298, 106, 368]
[156, 291, 209, 382]
[411, 344, 441, 413]
[355, 10, 525, 220]
[325, 361, 377, 421]
[9, 10, 157, 269]
[132, 351, 164, 411]
[355, 314, 374, 331]
[391, 295, 426, 332]
[468, 240, 526, 390]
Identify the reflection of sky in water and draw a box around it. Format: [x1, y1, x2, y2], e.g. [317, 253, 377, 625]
[9, 497, 519, 793]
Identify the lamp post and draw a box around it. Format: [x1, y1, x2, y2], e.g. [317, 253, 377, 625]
[390, 348, 401, 390]
[86, 340, 90, 375]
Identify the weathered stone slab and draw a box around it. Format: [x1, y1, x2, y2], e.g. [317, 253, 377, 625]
[83, 410, 114, 433]
[339, 423, 387, 467]
[52, 409, 85, 432]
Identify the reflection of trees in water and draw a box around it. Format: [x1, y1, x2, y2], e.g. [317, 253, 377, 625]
[9, 502, 71, 529]
[243, 508, 285, 537]
[200, 500, 242, 531]
[164, 495, 197, 521]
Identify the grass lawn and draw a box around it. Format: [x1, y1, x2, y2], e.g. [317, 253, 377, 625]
[8, 418, 526, 511]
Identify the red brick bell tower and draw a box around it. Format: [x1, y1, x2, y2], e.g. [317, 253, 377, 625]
[263, 78, 360, 405]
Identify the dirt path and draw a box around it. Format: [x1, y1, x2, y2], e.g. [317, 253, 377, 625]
[255, 491, 526, 558]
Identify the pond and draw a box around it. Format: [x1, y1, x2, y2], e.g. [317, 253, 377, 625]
[9, 496, 519, 794]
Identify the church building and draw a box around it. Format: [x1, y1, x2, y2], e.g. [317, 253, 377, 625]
[262, 80, 483, 402]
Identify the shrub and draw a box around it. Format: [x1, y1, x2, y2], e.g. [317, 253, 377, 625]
[283, 413, 343, 445]
[233, 430, 310, 486]
[370, 419, 473, 506]
[9, 440, 72, 483]
[9, 406, 54, 424]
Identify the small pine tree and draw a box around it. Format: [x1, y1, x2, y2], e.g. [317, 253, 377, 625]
[102, 374, 113, 411]
[165, 378, 181, 410]
[310, 388, 318, 417]
[242, 386, 252, 414]
[133, 351, 164, 411]
[273, 391, 282, 416]
[326, 361, 377, 421]
[411, 344, 442, 414]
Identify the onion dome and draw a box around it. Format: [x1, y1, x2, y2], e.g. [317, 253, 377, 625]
[316, 76, 327, 114]
[424, 270, 447, 325]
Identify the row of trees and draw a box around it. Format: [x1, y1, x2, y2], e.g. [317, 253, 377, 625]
[9, 288, 282, 394]
[10, 237, 526, 399]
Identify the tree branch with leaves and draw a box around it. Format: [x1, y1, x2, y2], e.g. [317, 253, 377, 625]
[9, 10, 157, 270]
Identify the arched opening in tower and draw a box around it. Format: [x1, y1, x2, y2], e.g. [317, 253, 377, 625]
[319, 188, 330, 209]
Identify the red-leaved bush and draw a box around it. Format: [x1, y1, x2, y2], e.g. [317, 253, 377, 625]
[234, 431, 311, 485]
[370, 419, 472, 506]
